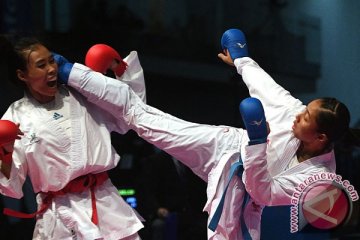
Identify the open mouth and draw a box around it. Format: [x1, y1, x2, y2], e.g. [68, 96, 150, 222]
[47, 80, 57, 88]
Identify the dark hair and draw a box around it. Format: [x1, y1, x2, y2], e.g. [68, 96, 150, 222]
[316, 97, 351, 144]
[1, 35, 43, 89]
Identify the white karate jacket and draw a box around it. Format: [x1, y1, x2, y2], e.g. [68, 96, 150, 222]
[64, 57, 336, 240]
[0, 51, 145, 240]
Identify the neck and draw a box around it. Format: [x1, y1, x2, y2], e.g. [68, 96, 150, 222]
[296, 142, 328, 162]
[27, 89, 56, 104]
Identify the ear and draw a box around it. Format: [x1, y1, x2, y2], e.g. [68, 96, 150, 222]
[16, 69, 27, 82]
[317, 133, 328, 143]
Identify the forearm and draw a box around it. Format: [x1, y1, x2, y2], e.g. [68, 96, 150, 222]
[243, 143, 291, 206]
[0, 153, 24, 198]
[117, 51, 147, 103]
[0, 162, 11, 179]
[235, 58, 303, 111]
[0, 146, 12, 179]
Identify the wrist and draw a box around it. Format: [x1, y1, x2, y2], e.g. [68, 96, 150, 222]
[114, 60, 128, 77]
[58, 63, 74, 84]
[0, 146, 12, 165]
[2, 145, 11, 154]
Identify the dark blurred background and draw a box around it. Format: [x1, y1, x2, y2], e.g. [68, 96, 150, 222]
[1, 0, 360, 239]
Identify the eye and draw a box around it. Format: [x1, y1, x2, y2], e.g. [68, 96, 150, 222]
[37, 63, 46, 69]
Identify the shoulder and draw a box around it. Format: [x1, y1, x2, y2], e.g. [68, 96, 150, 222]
[2, 96, 29, 119]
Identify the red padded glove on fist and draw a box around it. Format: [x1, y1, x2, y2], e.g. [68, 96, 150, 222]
[85, 44, 128, 77]
[0, 120, 18, 145]
[0, 120, 18, 165]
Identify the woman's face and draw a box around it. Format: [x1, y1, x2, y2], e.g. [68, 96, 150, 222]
[17, 44, 58, 103]
[292, 99, 323, 143]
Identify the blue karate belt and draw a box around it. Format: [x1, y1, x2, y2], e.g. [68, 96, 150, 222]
[208, 157, 252, 240]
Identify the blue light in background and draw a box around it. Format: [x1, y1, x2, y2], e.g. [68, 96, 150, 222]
[119, 188, 137, 208]
[125, 197, 137, 208]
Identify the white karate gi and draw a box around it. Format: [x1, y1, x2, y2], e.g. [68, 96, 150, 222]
[0, 52, 145, 240]
[63, 57, 336, 240]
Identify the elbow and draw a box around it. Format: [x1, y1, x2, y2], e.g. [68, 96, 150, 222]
[245, 185, 273, 206]
[249, 193, 272, 206]
[245, 184, 291, 206]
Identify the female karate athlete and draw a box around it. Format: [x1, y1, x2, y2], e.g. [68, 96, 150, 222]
[0, 37, 146, 239]
[54, 29, 351, 240]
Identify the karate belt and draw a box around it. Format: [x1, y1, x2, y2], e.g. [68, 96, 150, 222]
[3, 171, 108, 225]
[208, 158, 252, 240]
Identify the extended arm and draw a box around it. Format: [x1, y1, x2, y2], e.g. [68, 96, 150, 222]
[219, 29, 304, 125]
[116, 51, 147, 103]
[235, 58, 303, 115]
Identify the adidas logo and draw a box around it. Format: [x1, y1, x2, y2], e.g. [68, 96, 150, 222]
[53, 112, 63, 120]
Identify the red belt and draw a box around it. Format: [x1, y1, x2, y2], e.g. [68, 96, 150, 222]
[3, 172, 108, 225]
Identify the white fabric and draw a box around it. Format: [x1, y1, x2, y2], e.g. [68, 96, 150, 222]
[116, 51, 147, 103]
[42, 91, 71, 137]
[65, 57, 336, 240]
[68, 63, 248, 239]
[235, 57, 336, 207]
[0, 53, 146, 240]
